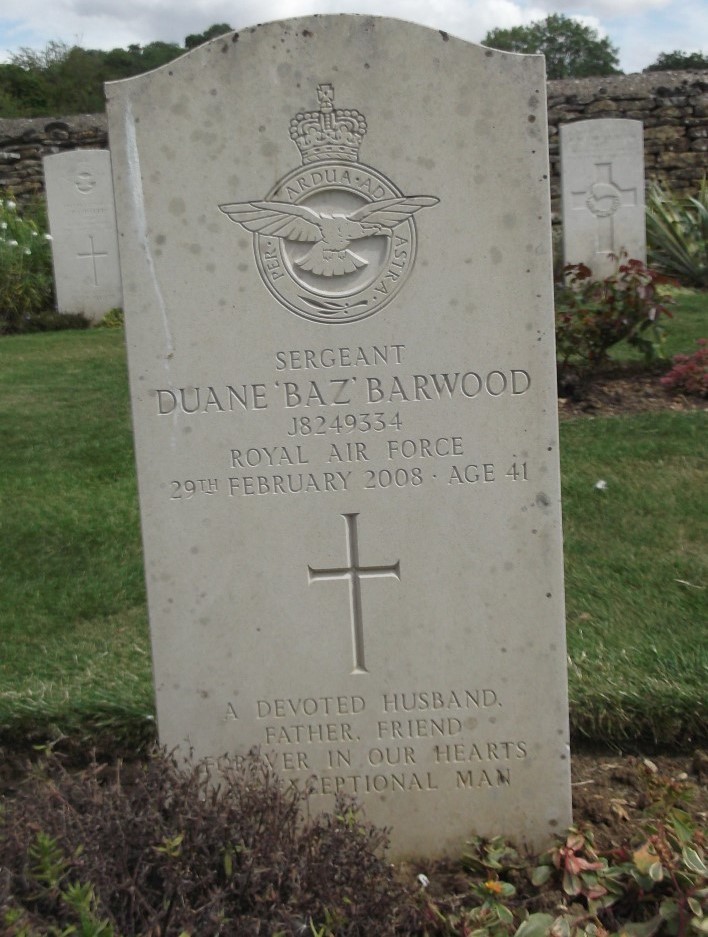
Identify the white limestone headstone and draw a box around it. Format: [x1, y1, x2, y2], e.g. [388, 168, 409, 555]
[106, 15, 571, 858]
[560, 119, 646, 279]
[43, 149, 122, 322]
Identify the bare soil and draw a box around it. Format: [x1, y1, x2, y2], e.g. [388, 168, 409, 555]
[569, 751, 708, 849]
[558, 367, 707, 420]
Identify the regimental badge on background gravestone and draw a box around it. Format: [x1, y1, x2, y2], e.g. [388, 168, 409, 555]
[106, 15, 572, 859]
[219, 84, 438, 323]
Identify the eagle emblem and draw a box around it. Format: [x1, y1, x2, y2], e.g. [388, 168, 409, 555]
[219, 84, 439, 324]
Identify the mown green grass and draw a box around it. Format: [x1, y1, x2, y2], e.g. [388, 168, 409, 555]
[0, 297, 706, 752]
[561, 412, 707, 746]
[0, 330, 153, 749]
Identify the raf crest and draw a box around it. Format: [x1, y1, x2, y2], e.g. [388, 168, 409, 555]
[219, 84, 438, 324]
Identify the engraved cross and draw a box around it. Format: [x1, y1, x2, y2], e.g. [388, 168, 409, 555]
[77, 234, 108, 286]
[308, 513, 400, 675]
[571, 161, 638, 254]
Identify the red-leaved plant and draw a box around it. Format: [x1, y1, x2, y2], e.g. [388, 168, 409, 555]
[555, 257, 674, 378]
[661, 338, 708, 397]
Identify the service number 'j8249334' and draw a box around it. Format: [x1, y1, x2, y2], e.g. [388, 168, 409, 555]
[287, 412, 403, 437]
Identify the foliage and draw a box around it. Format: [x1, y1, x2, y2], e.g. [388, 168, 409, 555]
[482, 14, 620, 78]
[2, 752, 706, 935]
[646, 180, 708, 288]
[645, 50, 708, 71]
[0, 24, 241, 116]
[660, 339, 708, 396]
[0, 750, 419, 936]
[97, 307, 125, 328]
[417, 783, 707, 936]
[0, 194, 55, 332]
[185, 23, 234, 49]
[0, 40, 183, 116]
[555, 257, 674, 379]
[0, 191, 88, 333]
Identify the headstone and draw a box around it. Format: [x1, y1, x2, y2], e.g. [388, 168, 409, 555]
[106, 15, 571, 858]
[43, 149, 122, 322]
[560, 118, 646, 278]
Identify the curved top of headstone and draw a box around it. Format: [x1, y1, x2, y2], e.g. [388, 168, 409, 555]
[105, 14, 545, 94]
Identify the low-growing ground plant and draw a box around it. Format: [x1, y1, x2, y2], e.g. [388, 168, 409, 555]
[97, 306, 124, 328]
[660, 338, 708, 397]
[646, 179, 708, 289]
[1, 749, 706, 934]
[0, 749, 420, 936]
[555, 257, 673, 386]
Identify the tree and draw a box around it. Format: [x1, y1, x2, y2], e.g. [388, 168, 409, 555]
[645, 50, 708, 71]
[0, 40, 185, 117]
[483, 14, 621, 79]
[185, 23, 233, 50]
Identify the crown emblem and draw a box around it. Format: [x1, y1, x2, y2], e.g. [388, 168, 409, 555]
[289, 84, 367, 165]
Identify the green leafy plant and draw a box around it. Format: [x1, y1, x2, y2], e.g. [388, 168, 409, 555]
[646, 179, 708, 288]
[2, 833, 116, 936]
[660, 338, 708, 397]
[97, 307, 124, 328]
[555, 257, 673, 381]
[0, 194, 55, 333]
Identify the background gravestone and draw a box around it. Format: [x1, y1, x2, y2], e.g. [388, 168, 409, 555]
[560, 118, 646, 279]
[106, 15, 571, 858]
[43, 149, 122, 322]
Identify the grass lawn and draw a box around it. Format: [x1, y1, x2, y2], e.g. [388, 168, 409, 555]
[0, 330, 153, 748]
[0, 295, 706, 752]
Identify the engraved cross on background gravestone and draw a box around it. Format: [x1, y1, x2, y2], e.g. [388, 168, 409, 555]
[308, 513, 400, 674]
[571, 161, 638, 255]
[77, 234, 108, 286]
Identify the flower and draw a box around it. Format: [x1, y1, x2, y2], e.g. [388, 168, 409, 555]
[7, 239, 18, 247]
[0, 222, 7, 230]
[484, 880, 504, 895]
[24, 248, 31, 255]
[594, 479, 608, 491]
[43, 233, 53, 241]
[6, 199, 16, 210]
[417, 873, 430, 888]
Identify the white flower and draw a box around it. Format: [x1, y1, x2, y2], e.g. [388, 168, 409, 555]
[0, 222, 7, 230]
[31, 230, 38, 236]
[417, 873, 430, 888]
[6, 200, 16, 210]
[43, 233, 53, 241]
[24, 247, 31, 255]
[7, 239, 18, 247]
[594, 479, 608, 491]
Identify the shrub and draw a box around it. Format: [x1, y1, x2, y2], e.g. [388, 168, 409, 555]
[0, 192, 90, 334]
[555, 256, 673, 380]
[646, 179, 708, 288]
[661, 338, 708, 397]
[0, 750, 419, 936]
[0, 194, 56, 333]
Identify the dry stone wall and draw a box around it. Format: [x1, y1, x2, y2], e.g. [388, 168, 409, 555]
[546, 70, 707, 216]
[0, 114, 107, 201]
[1, 71, 706, 211]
